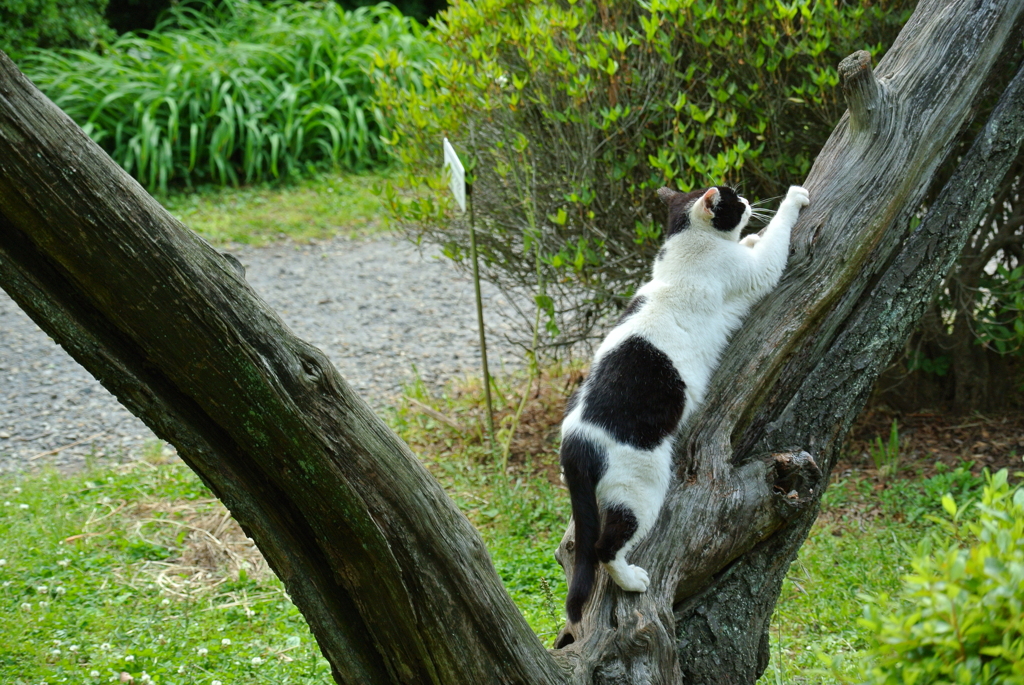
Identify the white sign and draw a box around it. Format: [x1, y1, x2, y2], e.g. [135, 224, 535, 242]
[443, 137, 466, 213]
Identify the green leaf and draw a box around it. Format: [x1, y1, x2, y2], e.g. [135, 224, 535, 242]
[942, 494, 957, 517]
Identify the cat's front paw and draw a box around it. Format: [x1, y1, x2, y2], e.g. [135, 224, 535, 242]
[611, 564, 650, 593]
[739, 234, 761, 248]
[785, 185, 810, 209]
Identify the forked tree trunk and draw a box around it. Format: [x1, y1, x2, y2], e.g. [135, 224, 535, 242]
[1, 0, 1023, 682]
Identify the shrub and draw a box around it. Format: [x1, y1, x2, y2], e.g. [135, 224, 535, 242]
[831, 469, 1024, 683]
[374, 0, 913, 354]
[20, 0, 437, 192]
[0, 0, 115, 57]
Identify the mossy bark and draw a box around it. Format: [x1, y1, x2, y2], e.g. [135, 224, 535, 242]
[2, 1, 1024, 683]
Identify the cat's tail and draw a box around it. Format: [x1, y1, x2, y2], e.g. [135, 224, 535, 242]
[561, 433, 603, 624]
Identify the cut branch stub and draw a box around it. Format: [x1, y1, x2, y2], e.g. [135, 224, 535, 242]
[839, 50, 883, 133]
[770, 451, 821, 519]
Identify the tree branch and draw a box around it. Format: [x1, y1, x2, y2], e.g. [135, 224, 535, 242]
[840, 50, 883, 134]
[0, 50, 565, 685]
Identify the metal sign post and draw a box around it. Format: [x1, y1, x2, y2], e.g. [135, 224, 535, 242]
[444, 138, 496, 450]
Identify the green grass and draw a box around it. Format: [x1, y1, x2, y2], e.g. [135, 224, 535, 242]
[161, 171, 389, 245]
[0, 366, 996, 683]
[762, 465, 985, 683]
[0, 446, 333, 685]
[19, 0, 437, 193]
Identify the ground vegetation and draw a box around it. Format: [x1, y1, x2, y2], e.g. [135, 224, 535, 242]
[18, 0, 436, 192]
[0, 0, 114, 56]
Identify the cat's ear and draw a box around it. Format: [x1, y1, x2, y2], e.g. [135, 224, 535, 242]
[657, 186, 677, 204]
[699, 187, 719, 218]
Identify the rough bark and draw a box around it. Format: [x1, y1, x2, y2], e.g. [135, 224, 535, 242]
[879, 149, 1024, 414]
[1, 0, 1023, 683]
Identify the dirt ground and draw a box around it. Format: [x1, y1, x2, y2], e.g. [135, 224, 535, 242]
[508, 391, 1024, 486]
[840, 408, 1024, 478]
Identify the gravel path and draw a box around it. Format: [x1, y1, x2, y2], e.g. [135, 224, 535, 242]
[0, 235, 520, 473]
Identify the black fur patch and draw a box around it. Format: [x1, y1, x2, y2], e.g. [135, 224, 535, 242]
[581, 335, 687, 450]
[663, 189, 706, 238]
[710, 185, 745, 232]
[560, 433, 606, 623]
[616, 295, 647, 325]
[595, 505, 639, 563]
[560, 432, 606, 492]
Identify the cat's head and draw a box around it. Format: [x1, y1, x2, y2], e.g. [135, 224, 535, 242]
[656, 185, 751, 240]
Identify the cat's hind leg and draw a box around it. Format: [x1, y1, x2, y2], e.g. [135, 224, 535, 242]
[595, 505, 650, 592]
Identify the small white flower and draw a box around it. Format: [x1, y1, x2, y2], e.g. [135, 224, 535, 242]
[140, 673, 151, 683]
[38, 601, 48, 610]
[69, 645, 79, 652]
[21, 602, 31, 611]
[177, 665, 185, 674]
[124, 655, 134, 662]
[89, 671, 100, 678]
[250, 657, 262, 665]
[3, 502, 10, 506]
[53, 640, 61, 646]
[37, 586, 48, 594]
[19, 503, 29, 510]
[221, 638, 231, 646]
[55, 587, 66, 595]
[51, 649, 60, 656]
[56, 559, 69, 567]
[197, 647, 208, 656]
[243, 608, 254, 617]
[13, 487, 21, 494]
[160, 599, 170, 606]
[100, 643, 111, 650]
[0, 558, 6, 566]
[2, 581, 10, 587]
[211, 680, 222, 685]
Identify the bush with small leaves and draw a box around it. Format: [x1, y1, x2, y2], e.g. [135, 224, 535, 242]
[373, 0, 914, 354]
[1, 0, 114, 57]
[826, 469, 1024, 683]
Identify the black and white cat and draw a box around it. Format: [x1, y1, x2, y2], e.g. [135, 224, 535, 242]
[560, 183, 810, 623]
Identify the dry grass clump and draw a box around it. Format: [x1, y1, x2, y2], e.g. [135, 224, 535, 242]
[130, 497, 273, 601]
[840, 408, 1024, 479]
[397, 366, 579, 484]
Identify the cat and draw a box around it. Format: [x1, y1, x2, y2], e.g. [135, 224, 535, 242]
[560, 183, 810, 623]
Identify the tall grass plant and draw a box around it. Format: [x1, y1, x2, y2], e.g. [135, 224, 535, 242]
[20, 0, 437, 192]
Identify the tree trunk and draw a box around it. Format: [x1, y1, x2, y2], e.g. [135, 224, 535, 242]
[0, 51, 564, 685]
[553, 1, 1024, 681]
[1, 1, 1023, 683]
